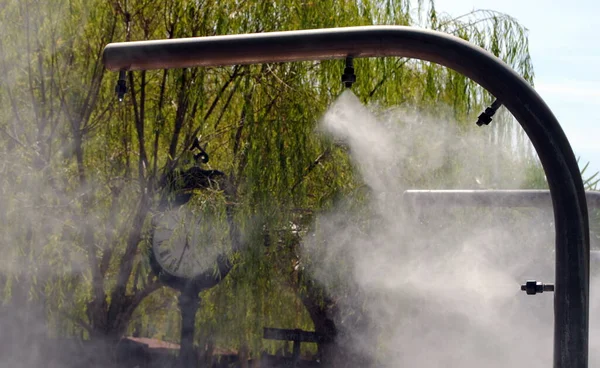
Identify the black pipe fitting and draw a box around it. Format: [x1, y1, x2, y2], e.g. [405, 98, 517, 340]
[521, 280, 555, 295]
[115, 70, 127, 101]
[341, 56, 356, 88]
[476, 99, 502, 126]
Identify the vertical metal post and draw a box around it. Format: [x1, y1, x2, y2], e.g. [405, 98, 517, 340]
[179, 287, 200, 368]
[292, 338, 301, 367]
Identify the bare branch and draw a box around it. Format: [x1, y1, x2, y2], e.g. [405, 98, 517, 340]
[59, 311, 93, 335]
[368, 58, 409, 98]
[291, 149, 331, 193]
[184, 65, 243, 150]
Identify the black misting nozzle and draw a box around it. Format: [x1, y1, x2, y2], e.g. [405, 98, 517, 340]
[115, 70, 127, 102]
[521, 280, 554, 295]
[341, 56, 356, 88]
[476, 99, 502, 126]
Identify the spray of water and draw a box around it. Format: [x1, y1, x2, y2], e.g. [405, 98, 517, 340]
[303, 90, 599, 367]
[1, 60, 598, 366]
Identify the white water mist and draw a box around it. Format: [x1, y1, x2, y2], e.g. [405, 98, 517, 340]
[304, 90, 600, 367]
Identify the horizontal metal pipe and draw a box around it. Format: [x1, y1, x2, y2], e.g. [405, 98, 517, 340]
[403, 190, 600, 210]
[104, 26, 467, 71]
[102, 26, 589, 368]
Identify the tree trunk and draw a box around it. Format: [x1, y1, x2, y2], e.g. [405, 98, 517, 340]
[298, 270, 375, 368]
[297, 270, 339, 366]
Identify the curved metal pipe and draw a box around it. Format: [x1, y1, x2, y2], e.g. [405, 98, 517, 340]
[102, 26, 589, 367]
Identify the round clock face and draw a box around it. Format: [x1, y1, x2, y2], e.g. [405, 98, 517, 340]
[151, 207, 223, 280]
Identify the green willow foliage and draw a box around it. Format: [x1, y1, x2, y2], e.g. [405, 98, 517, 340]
[0, 0, 540, 358]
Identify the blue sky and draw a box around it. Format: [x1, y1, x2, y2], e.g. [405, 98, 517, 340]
[433, 0, 600, 176]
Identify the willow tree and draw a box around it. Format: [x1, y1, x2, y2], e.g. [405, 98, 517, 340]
[0, 0, 536, 365]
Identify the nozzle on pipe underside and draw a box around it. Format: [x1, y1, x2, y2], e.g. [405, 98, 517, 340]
[115, 70, 127, 102]
[341, 56, 356, 88]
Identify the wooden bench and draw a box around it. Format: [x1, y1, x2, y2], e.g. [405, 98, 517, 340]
[263, 327, 328, 366]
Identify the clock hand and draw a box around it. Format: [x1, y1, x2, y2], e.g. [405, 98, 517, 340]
[175, 237, 190, 271]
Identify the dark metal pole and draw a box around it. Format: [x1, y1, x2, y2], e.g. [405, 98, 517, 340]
[403, 189, 600, 210]
[179, 288, 200, 368]
[103, 26, 589, 368]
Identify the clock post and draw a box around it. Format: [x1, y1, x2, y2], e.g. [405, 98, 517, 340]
[149, 138, 234, 368]
[179, 284, 201, 367]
